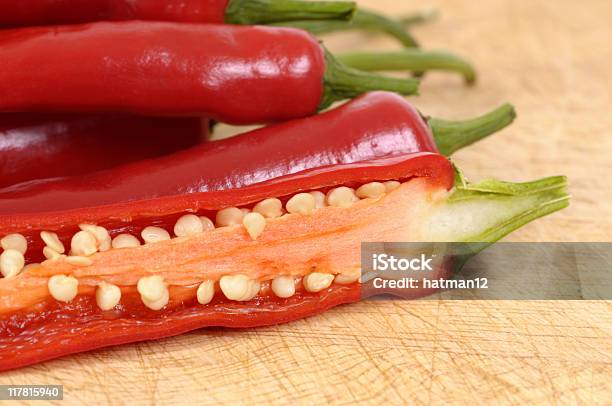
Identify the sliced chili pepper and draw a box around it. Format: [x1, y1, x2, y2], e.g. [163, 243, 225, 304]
[0, 159, 568, 371]
[0, 22, 419, 124]
[0, 114, 208, 188]
[0, 0, 356, 28]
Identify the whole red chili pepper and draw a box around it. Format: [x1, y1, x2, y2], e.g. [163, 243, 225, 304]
[0, 93, 566, 371]
[0, 0, 356, 27]
[0, 92, 515, 228]
[0, 22, 419, 124]
[0, 114, 208, 188]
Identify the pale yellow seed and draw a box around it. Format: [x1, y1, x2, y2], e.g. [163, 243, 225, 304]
[303, 272, 334, 292]
[356, 182, 386, 199]
[79, 224, 111, 252]
[309, 191, 326, 208]
[196, 280, 215, 305]
[326, 187, 358, 208]
[1, 233, 27, 254]
[216, 207, 244, 227]
[199, 216, 215, 231]
[137, 275, 166, 302]
[253, 198, 283, 218]
[71, 230, 98, 256]
[219, 274, 260, 301]
[65, 256, 93, 267]
[384, 181, 401, 192]
[271, 276, 296, 298]
[0, 249, 25, 278]
[141, 226, 171, 244]
[48, 274, 78, 302]
[334, 272, 361, 285]
[142, 287, 169, 310]
[286, 193, 316, 215]
[40, 231, 65, 254]
[111, 233, 141, 249]
[242, 212, 266, 240]
[43, 246, 62, 260]
[174, 214, 204, 237]
[96, 281, 122, 311]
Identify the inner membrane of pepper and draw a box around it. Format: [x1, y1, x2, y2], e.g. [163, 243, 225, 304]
[0, 177, 450, 316]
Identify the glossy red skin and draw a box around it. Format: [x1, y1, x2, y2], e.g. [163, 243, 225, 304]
[0, 285, 359, 372]
[0, 114, 207, 188]
[0, 92, 436, 216]
[0, 22, 325, 124]
[0, 0, 228, 27]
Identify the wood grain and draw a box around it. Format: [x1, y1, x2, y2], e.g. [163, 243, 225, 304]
[2, 0, 611, 404]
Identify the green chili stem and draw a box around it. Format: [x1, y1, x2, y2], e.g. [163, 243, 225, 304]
[399, 9, 439, 26]
[320, 48, 419, 110]
[273, 8, 419, 48]
[445, 175, 570, 244]
[337, 50, 476, 85]
[225, 0, 356, 25]
[429, 104, 516, 156]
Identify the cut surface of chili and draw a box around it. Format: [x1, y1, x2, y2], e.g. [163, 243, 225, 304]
[0, 0, 356, 27]
[0, 114, 208, 188]
[0, 155, 568, 371]
[0, 22, 418, 124]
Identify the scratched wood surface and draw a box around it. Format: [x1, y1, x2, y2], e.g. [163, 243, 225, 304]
[3, 0, 612, 404]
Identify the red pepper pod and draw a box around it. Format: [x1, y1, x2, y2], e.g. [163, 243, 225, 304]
[0, 0, 356, 28]
[0, 22, 419, 124]
[0, 92, 437, 219]
[0, 114, 208, 188]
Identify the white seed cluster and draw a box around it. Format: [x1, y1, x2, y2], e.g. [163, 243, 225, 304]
[1, 180, 403, 312]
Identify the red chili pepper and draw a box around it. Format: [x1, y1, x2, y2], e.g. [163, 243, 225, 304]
[0, 22, 419, 124]
[0, 93, 565, 371]
[0, 114, 208, 188]
[0, 92, 515, 234]
[0, 0, 356, 27]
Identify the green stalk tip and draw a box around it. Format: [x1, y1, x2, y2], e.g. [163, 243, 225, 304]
[429, 103, 516, 155]
[225, 0, 356, 25]
[337, 49, 476, 85]
[272, 8, 419, 48]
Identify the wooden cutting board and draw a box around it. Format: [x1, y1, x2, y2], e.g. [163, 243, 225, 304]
[3, 0, 611, 403]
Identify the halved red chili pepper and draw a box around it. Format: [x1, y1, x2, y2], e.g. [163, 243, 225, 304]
[0, 22, 419, 124]
[0, 114, 208, 188]
[0, 93, 565, 372]
[0, 0, 356, 27]
[0, 158, 568, 371]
